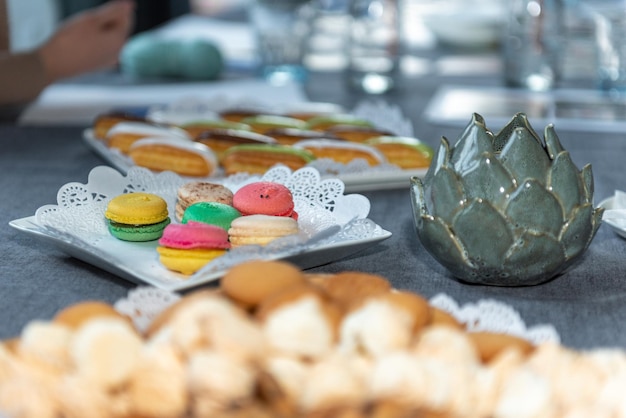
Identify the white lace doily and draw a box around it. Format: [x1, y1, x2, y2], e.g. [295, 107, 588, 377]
[30, 165, 389, 290]
[115, 286, 560, 345]
[429, 293, 561, 345]
[35, 165, 371, 243]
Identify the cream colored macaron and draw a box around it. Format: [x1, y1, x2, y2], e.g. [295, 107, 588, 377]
[227, 214, 300, 248]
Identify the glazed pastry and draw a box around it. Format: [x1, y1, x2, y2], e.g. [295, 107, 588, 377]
[366, 136, 435, 169]
[175, 181, 234, 222]
[281, 101, 345, 121]
[179, 119, 251, 139]
[181, 201, 242, 231]
[239, 114, 307, 134]
[221, 144, 315, 175]
[304, 114, 374, 131]
[228, 214, 301, 248]
[157, 222, 230, 275]
[219, 108, 274, 122]
[232, 181, 296, 218]
[325, 125, 395, 143]
[292, 139, 387, 166]
[104, 192, 170, 242]
[128, 138, 219, 177]
[220, 260, 307, 309]
[105, 121, 191, 154]
[263, 127, 335, 146]
[92, 111, 145, 140]
[194, 128, 276, 161]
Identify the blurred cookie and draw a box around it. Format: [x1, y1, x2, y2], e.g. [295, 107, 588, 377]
[315, 271, 392, 310]
[468, 331, 535, 364]
[428, 307, 464, 330]
[377, 291, 432, 333]
[221, 260, 307, 310]
[53, 301, 134, 330]
[256, 283, 342, 359]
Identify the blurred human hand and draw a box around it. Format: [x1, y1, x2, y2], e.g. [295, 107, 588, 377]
[38, 0, 135, 83]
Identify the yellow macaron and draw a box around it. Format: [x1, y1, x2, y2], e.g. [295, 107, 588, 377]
[156, 247, 227, 275]
[105, 192, 169, 225]
[104, 192, 170, 242]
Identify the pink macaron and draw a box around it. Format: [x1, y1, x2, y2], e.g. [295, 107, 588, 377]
[232, 181, 298, 219]
[158, 221, 231, 249]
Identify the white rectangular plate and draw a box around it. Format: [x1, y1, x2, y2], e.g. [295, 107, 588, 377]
[83, 129, 427, 193]
[10, 216, 391, 292]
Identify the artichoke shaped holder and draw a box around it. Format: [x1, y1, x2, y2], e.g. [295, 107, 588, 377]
[411, 113, 603, 286]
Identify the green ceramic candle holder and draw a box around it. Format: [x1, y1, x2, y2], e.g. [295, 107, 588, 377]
[410, 113, 603, 286]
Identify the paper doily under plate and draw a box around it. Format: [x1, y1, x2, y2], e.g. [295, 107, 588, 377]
[114, 286, 561, 345]
[9, 165, 391, 292]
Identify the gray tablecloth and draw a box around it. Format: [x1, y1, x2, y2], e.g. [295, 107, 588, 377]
[2, 71, 626, 350]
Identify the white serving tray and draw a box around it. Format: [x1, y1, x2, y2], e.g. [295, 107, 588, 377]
[10, 165, 392, 292]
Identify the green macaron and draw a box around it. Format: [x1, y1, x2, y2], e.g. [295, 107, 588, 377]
[107, 217, 171, 242]
[181, 202, 242, 231]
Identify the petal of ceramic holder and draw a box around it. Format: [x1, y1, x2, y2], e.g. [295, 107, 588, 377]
[410, 113, 604, 286]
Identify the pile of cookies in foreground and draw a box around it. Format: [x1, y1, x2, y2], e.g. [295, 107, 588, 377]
[2, 260, 626, 418]
[92, 105, 434, 177]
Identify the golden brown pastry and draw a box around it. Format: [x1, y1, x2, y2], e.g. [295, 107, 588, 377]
[427, 306, 464, 330]
[219, 108, 273, 122]
[194, 128, 276, 161]
[240, 115, 307, 135]
[324, 125, 394, 143]
[145, 289, 223, 338]
[53, 300, 134, 330]
[468, 331, 536, 364]
[305, 115, 374, 132]
[263, 127, 334, 146]
[179, 119, 251, 139]
[105, 122, 191, 154]
[92, 111, 145, 140]
[366, 136, 434, 170]
[128, 138, 218, 177]
[314, 271, 392, 311]
[221, 144, 315, 175]
[256, 283, 343, 359]
[292, 139, 386, 166]
[221, 260, 307, 310]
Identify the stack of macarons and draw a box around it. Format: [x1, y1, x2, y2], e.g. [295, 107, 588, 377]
[175, 181, 235, 222]
[228, 181, 301, 248]
[232, 181, 298, 219]
[104, 192, 171, 242]
[104, 180, 303, 276]
[156, 222, 231, 275]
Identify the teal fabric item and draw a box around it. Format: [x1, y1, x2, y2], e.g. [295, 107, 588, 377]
[120, 32, 223, 80]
